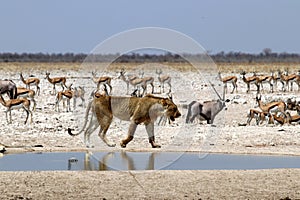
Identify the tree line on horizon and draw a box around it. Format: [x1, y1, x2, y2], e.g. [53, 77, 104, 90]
[0, 51, 299, 63]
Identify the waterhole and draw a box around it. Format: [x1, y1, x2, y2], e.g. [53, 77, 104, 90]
[0, 152, 299, 171]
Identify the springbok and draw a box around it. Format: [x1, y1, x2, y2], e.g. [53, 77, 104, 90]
[55, 84, 73, 112]
[218, 72, 237, 93]
[255, 94, 286, 124]
[19, 73, 40, 95]
[118, 69, 145, 96]
[0, 80, 17, 99]
[247, 109, 268, 125]
[271, 71, 281, 91]
[45, 72, 67, 94]
[91, 71, 112, 95]
[0, 95, 32, 124]
[270, 112, 287, 125]
[16, 87, 37, 111]
[73, 86, 85, 110]
[255, 73, 274, 93]
[286, 98, 300, 115]
[240, 71, 259, 93]
[186, 84, 229, 125]
[156, 69, 171, 94]
[140, 71, 155, 95]
[286, 112, 300, 125]
[279, 70, 300, 92]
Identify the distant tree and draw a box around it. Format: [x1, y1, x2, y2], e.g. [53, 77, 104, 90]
[262, 48, 272, 56]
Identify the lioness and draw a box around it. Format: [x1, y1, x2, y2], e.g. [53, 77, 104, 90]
[68, 94, 181, 148]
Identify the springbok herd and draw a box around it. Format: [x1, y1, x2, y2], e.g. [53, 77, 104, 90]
[1, 67, 300, 127]
[0, 69, 174, 125]
[219, 69, 300, 126]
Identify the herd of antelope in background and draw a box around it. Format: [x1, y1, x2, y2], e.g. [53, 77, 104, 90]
[219, 69, 300, 94]
[0, 68, 172, 125]
[1, 66, 300, 127]
[219, 69, 300, 126]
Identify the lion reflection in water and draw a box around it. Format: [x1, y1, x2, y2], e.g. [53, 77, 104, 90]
[68, 94, 181, 148]
[83, 152, 156, 171]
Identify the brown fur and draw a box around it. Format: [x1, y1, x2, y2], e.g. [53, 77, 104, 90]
[256, 75, 274, 93]
[218, 72, 237, 93]
[286, 112, 300, 124]
[247, 109, 268, 125]
[256, 95, 286, 113]
[55, 85, 73, 112]
[286, 99, 300, 114]
[279, 71, 300, 91]
[271, 113, 287, 125]
[45, 72, 67, 94]
[91, 72, 112, 94]
[0, 95, 32, 124]
[240, 72, 259, 93]
[20, 73, 40, 95]
[68, 94, 181, 148]
[118, 70, 145, 96]
[16, 87, 37, 111]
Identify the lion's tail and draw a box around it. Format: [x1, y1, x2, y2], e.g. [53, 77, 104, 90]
[68, 100, 93, 136]
[185, 101, 197, 123]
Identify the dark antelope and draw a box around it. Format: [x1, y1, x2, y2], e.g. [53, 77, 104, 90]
[0, 79, 17, 99]
[186, 83, 229, 125]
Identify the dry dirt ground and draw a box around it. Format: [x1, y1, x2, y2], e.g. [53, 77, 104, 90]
[0, 169, 299, 200]
[0, 62, 300, 199]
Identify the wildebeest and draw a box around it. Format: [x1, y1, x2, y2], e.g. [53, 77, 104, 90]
[186, 84, 229, 125]
[0, 79, 17, 99]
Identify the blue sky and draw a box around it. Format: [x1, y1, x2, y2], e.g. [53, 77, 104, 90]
[0, 0, 299, 54]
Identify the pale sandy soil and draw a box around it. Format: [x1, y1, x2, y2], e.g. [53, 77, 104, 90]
[0, 64, 300, 199]
[0, 169, 299, 200]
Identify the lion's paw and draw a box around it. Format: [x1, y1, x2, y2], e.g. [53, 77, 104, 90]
[152, 144, 161, 148]
[108, 143, 116, 147]
[86, 144, 94, 148]
[120, 142, 126, 148]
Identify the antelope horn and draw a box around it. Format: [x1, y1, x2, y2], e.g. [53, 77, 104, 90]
[168, 93, 173, 102]
[222, 85, 225, 101]
[208, 81, 222, 100]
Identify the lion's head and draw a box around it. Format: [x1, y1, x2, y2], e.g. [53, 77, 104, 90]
[160, 98, 181, 121]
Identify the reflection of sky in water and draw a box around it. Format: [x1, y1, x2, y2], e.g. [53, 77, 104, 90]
[0, 152, 300, 171]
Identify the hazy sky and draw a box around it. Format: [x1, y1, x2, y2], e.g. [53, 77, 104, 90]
[0, 0, 299, 54]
